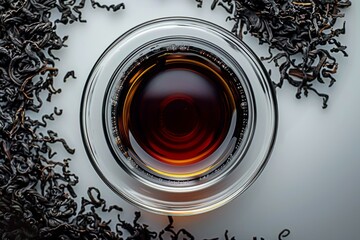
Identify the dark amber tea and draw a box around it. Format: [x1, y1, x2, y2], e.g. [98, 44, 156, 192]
[112, 47, 249, 179]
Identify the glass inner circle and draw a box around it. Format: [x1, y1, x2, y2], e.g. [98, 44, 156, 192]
[112, 47, 249, 179]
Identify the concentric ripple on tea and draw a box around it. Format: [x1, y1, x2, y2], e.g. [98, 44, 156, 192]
[113, 48, 249, 178]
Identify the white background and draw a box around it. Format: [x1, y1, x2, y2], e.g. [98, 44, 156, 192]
[45, 1, 360, 239]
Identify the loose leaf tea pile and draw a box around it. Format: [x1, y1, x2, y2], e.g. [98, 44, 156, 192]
[0, 0, 351, 239]
[206, 0, 351, 108]
[0, 1, 132, 239]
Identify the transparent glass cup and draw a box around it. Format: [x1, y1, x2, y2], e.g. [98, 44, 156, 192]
[81, 17, 278, 216]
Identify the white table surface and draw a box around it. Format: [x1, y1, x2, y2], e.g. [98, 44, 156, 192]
[45, 1, 360, 239]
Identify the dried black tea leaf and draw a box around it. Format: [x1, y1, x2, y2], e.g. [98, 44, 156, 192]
[195, 0, 203, 8]
[90, 0, 125, 12]
[278, 229, 291, 240]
